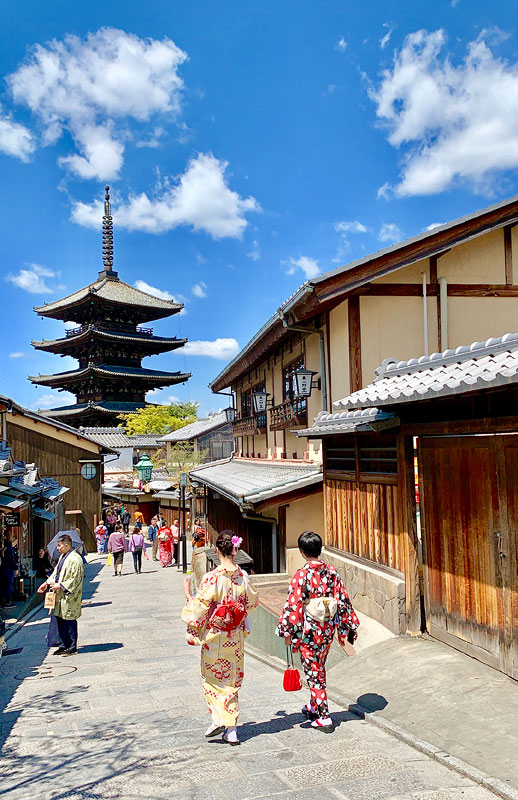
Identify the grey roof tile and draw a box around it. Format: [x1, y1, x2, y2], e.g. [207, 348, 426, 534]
[159, 412, 229, 442]
[190, 457, 321, 507]
[335, 332, 518, 410]
[296, 407, 399, 437]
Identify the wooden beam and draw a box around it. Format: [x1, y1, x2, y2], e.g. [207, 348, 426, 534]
[504, 225, 513, 285]
[363, 283, 518, 297]
[401, 415, 518, 437]
[348, 296, 362, 393]
[429, 255, 438, 284]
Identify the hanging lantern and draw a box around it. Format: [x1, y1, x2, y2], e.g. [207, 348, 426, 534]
[292, 367, 318, 398]
[252, 390, 270, 414]
[224, 406, 236, 423]
[135, 453, 154, 482]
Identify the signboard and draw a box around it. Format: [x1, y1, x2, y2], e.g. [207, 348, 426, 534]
[4, 512, 20, 527]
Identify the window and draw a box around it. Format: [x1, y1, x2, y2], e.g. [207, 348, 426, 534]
[240, 390, 252, 419]
[325, 435, 398, 479]
[81, 463, 97, 480]
[359, 439, 398, 475]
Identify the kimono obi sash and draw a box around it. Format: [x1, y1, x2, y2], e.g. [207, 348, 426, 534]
[304, 596, 338, 622]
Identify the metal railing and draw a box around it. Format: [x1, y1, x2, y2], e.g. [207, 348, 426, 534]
[65, 322, 154, 338]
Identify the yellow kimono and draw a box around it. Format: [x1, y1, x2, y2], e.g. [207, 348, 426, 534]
[182, 565, 258, 727]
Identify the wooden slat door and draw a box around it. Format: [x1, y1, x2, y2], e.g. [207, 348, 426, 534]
[497, 437, 518, 679]
[419, 436, 504, 671]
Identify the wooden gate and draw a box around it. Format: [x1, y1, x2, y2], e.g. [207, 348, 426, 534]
[419, 435, 518, 678]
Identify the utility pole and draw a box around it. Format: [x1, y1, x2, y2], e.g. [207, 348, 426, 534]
[179, 472, 187, 573]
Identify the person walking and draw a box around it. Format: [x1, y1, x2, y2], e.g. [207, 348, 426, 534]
[37, 533, 84, 656]
[94, 522, 108, 555]
[157, 520, 173, 568]
[128, 526, 145, 574]
[276, 531, 359, 731]
[171, 518, 180, 566]
[121, 507, 131, 535]
[0, 533, 18, 608]
[148, 516, 159, 561]
[182, 530, 258, 746]
[134, 510, 144, 531]
[107, 523, 127, 576]
[192, 517, 206, 548]
[106, 507, 117, 534]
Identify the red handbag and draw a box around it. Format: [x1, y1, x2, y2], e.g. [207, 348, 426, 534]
[283, 645, 302, 691]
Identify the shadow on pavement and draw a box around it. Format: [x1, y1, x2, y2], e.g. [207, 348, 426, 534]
[78, 642, 123, 653]
[0, 561, 103, 754]
[81, 601, 112, 608]
[349, 692, 388, 718]
[222, 708, 358, 742]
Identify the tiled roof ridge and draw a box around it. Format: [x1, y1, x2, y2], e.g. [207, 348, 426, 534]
[376, 332, 518, 380]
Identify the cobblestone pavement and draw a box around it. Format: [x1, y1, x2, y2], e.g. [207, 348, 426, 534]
[0, 555, 501, 800]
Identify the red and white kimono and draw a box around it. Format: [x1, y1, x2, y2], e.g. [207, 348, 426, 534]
[276, 560, 359, 718]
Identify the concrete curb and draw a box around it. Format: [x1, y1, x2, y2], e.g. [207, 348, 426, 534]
[245, 642, 518, 800]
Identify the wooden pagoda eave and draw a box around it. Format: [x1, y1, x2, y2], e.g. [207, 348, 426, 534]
[35, 290, 183, 324]
[29, 367, 191, 389]
[31, 329, 187, 354]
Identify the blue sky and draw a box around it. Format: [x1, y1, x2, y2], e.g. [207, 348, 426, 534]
[1, 0, 518, 415]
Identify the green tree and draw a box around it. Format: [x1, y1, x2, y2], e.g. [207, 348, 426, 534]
[119, 401, 198, 435]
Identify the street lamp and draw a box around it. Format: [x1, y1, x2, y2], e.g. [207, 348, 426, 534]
[292, 367, 319, 399]
[252, 390, 271, 414]
[224, 406, 236, 423]
[135, 453, 154, 482]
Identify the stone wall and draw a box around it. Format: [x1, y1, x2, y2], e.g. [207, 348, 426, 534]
[323, 547, 406, 634]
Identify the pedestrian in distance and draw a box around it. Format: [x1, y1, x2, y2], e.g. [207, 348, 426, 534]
[107, 523, 127, 576]
[134, 510, 144, 531]
[171, 517, 180, 566]
[192, 517, 206, 548]
[37, 533, 84, 656]
[128, 526, 146, 573]
[121, 507, 131, 534]
[94, 522, 108, 555]
[148, 515, 159, 561]
[157, 520, 173, 567]
[106, 507, 117, 535]
[0, 533, 18, 608]
[35, 547, 52, 579]
[276, 531, 359, 731]
[182, 530, 258, 746]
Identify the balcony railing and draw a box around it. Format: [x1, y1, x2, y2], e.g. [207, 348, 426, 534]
[233, 413, 267, 436]
[65, 322, 154, 338]
[270, 400, 307, 431]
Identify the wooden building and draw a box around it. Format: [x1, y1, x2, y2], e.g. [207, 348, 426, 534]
[160, 412, 234, 464]
[30, 186, 190, 428]
[206, 195, 518, 575]
[304, 332, 518, 678]
[4, 399, 114, 550]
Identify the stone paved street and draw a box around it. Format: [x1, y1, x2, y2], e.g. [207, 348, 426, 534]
[0, 555, 502, 800]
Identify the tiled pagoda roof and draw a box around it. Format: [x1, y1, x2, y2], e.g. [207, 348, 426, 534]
[32, 326, 187, 354]
[30, 364, 191, 388]
[34, 275, 183, 321]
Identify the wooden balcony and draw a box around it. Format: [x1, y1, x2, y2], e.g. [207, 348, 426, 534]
[233, 414, 267, 436]
[66, 322, 154, 337]
[270, 400, 307, 431]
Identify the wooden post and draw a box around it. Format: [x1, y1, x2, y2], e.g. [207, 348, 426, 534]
[348, 296, 362, 393]
[398, 433, 421, 634]
[504, 225, 513, 286]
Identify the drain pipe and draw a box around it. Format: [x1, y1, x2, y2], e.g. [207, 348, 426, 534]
[438, 277, 448, 351]
[277, 313, 328, 411]
[242, 512, 279, 573]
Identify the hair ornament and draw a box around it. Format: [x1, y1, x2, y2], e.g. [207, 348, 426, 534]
[231, 535, 243, 554]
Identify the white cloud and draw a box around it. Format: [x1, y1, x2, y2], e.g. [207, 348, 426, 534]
[0, 107, 34, 161]
[336, 37, 347, 52]
[8, 352, 26, 358]
[7, 28, 187, 180]
[134, 280, 187, 313]
[380, 24, 395, 50]
[192, 281, 207, 298]
[287, 256, 321, 279]
[6, 263, 62, 294]
[370, 28, 518, 196]
[425, 222, 443, 231]
[183, 338, 240, 359]
[334, 220, 368, 234]
[71, 153, 259, 238]
[30, 392, 75, 410]
[379, 223, 403, 243]
[146, 388, 181, 404]
[247, 240, 260, 261]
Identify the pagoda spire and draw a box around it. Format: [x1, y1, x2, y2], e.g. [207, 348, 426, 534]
[100, 185, 118, 279]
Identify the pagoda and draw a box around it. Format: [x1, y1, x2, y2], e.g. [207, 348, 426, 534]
[30, 186, 191, 428]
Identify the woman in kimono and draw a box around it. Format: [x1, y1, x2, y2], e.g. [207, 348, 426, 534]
[157, 521, 173, 567]
[182, 530, 258, 745]
[276, 531, 359, 730]
[94, 522, 108, 555]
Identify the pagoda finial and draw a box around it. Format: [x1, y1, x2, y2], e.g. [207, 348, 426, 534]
[101, 185, 115, 275]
